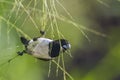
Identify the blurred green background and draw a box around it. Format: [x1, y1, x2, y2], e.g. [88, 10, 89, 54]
[0, 0, 120, 80]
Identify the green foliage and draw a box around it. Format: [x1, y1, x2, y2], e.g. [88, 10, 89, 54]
[1, 0, 120, 80]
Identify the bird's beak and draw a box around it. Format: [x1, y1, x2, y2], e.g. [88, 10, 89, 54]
[68, 44, 71, 49]
[63, 44, 71, 50]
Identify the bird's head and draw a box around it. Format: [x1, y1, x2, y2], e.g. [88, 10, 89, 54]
[59, 39, 71, 52]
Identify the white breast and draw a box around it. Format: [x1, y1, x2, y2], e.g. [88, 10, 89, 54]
[27, 38, 53, 59]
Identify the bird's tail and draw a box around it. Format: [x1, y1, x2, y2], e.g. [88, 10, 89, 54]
[20, 37, 29, 46]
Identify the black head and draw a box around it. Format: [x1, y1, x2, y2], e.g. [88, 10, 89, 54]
[59, 39, 71, 51]
[49, 39, 71, 58]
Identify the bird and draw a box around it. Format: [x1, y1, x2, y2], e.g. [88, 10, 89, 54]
[17, 36, 71, 61]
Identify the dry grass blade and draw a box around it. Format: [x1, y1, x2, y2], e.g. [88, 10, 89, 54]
[52, 60, 74, 80]
[97, 0, 110, 7]
[0, 16, 31, 39]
